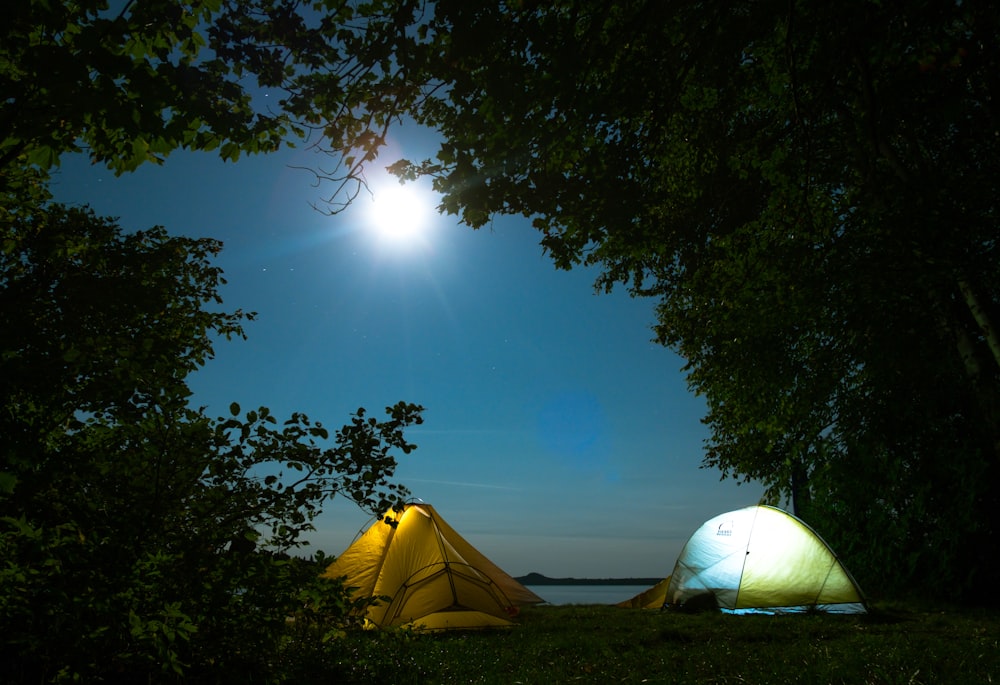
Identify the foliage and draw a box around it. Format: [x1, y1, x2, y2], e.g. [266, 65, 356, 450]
[0, 1, 442, 680]
[0, 2, 438, 679]
[306, 0, 1000, 603]
[0, 0, 423, 200]
[5, 1, 997, 681]
[318, 604, 1000, 684]
[0, 203, 422, 682]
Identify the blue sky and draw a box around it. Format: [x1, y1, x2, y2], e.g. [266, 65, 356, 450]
[51, 129, 763, 579]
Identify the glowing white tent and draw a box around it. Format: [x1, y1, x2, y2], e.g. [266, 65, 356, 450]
[665, 505, 866, 614]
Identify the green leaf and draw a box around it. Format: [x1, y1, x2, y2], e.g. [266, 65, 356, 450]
[25, 145, 59, 169]
[220, 141, 241, 163]
[0, 471, 18, 495]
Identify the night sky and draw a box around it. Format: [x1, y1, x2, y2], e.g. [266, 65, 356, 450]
[51, 126, 763, 579]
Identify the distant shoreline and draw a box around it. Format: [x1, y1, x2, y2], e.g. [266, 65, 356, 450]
[515, 572, 661, 586]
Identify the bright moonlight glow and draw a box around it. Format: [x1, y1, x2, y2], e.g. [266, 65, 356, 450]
[365, 179, 436, 248]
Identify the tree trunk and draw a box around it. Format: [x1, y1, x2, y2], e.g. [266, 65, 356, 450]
[789, 457, 811, 517]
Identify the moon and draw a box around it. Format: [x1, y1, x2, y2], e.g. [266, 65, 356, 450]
[364, 178, 437, 248]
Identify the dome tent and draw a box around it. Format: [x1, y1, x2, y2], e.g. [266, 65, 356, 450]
[323, 503, 544, 630]
[665, 505, 866, 614]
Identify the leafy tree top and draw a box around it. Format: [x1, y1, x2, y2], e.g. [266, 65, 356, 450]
[0, 0, 424, 198]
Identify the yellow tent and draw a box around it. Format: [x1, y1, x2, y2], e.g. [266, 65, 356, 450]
[616, 576, 672, 609]
[323, 503, 544, 630]
[665, 505, 866, 613]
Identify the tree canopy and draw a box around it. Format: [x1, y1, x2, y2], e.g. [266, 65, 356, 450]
[5, 9, 1000, 682]
[302, 0, 1000, 602]
[2, 2, 428, 680]
[0, 0, 423, 200]
[0, 201, 424, 681]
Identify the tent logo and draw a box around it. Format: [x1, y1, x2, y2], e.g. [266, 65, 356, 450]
[716, 520, 734, 537]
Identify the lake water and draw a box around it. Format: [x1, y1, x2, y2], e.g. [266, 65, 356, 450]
[525, 584, 649, 606]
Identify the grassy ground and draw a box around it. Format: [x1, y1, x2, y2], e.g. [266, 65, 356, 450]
[324, 603, 1000, 684]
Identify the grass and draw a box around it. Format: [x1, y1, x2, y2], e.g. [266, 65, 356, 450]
[321, 603, 1000, 684]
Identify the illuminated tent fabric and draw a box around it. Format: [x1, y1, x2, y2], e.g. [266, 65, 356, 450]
[666, 505, 866, 614]
[616, 576, 672, 609]
[323, 503, 544, 630]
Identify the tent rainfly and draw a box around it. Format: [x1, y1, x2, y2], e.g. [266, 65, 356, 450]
[616, 576, 672, 609]
[323, 503, 544, 630]
[661, 505, 866, 614]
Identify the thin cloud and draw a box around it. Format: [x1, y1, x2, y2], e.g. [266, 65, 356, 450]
[405, 478, 523, 492]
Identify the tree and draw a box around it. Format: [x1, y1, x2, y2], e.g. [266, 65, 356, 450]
[0, 0, 421, 199]
[0, 203, 422, 681]
[305, 0, 1000, 602]
[1, 2, 436, 679]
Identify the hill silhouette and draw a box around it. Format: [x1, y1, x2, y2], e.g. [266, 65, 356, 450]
[516, 572, 662, 586]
